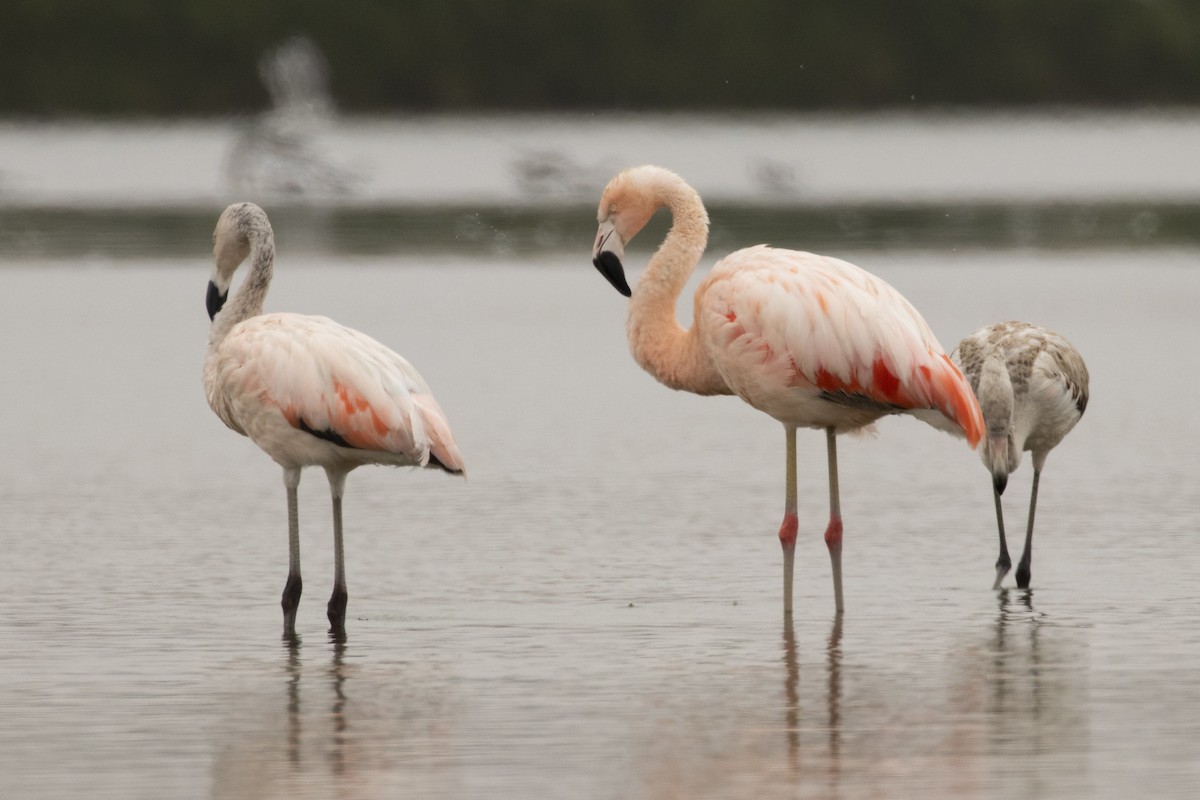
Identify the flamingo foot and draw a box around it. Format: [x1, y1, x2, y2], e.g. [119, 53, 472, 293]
[992, 570, 1008, 591]
[1015, 560, 1031, 589]
[993, 554, 1012, 592]
[282, 572, 302, 634]
[327, 588, 348, 632]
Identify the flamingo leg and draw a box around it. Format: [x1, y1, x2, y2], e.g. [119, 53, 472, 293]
[780, 425, 798, 615]
[1015, 468, 1041, 589]
[824, 426, 844, 613]
[992, 487, 1011, 589]
[326, 469, 349, 632]
[282, 468, 303, 636]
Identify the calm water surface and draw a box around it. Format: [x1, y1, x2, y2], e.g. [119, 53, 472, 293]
[1, 242, 1198, 798]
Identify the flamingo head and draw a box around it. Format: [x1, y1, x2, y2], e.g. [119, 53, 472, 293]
[982, 431, 1021, 495]
[592, 166, 678, 297]
[592, 222, 631, 297]
[208, 202, 272, 320]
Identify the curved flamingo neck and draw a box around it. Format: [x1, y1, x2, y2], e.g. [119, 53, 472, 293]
[210, 233, 275, 345]
[627, 183, 730, 396]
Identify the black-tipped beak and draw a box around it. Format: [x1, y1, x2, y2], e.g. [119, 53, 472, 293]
[593, 251, 632, 297]
[592, 221, 631, 297]
[992, 472, 1008, 496]
[206, 280, 228, 320]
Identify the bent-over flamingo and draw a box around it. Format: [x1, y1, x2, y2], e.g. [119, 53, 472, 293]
[951, 321, 1088, 590]
[203, 202, 464, 635]
[591, 165, 983, 614]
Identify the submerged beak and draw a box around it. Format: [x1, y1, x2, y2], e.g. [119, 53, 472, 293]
[591, 221, 632, 297]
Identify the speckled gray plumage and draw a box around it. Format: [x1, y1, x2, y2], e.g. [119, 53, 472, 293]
[953, 321, 1089, 455]
[951, 320, 1090, 589]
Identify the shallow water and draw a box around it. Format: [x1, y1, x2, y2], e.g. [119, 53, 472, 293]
[2, 243, 1199, 798]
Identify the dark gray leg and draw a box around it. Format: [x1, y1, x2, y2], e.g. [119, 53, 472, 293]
[992, 486, 1011, 590]
[1015, 468, 1041, 589]
[282, 468, 303, 635]
[327, 494, 348, 631]
[326, 469, 349, 632]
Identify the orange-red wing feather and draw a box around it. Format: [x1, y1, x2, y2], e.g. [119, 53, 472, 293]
[218, 313, 464, 467]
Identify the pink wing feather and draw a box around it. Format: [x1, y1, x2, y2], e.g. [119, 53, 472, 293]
[698, 247, 983, 445]
[219, 313, 464, 469]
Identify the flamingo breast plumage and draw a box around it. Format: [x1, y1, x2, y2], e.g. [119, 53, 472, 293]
[203, 202, 463, 636]
[591, 165, 982, 614]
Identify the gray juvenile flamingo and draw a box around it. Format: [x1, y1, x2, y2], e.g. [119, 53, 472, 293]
[952, 321, 1089, 589]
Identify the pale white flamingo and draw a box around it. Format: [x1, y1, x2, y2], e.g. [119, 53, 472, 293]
[203, 202, 464, 635]
[951, 321, 1088, 590]
[591, 166, 983, 614]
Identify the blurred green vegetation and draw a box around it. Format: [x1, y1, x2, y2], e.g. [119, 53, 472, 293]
[4, 0, 1200, 116]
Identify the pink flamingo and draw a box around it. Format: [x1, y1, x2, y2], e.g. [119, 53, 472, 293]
[951, 321, 1089, 590]
[591, 166, 983, 613]
[203, 203, 464, 635]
